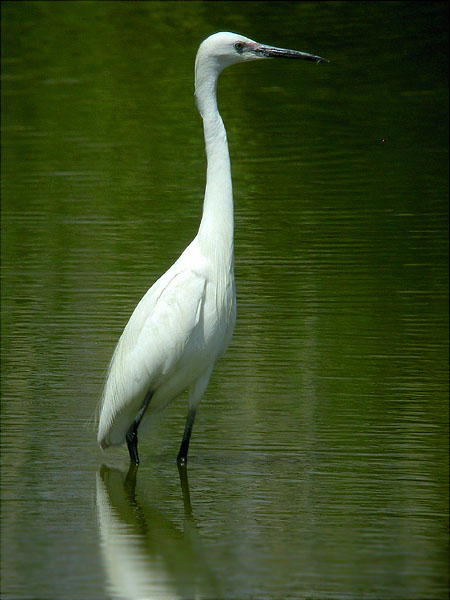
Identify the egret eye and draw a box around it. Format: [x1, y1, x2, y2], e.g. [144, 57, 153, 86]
[234, 42, 245, 54]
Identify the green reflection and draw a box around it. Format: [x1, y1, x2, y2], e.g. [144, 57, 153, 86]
[1, 2, 448, 599]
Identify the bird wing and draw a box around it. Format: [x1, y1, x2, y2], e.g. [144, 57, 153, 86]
[98, 266, 207, 447]
[132, 268, 207, 382]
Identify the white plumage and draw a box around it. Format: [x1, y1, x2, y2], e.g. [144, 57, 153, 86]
[98, 240, 235, 450]
[97, 32, 327, 464]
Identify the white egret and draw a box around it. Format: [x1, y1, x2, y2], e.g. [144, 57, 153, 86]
[97, 32, 327, 465]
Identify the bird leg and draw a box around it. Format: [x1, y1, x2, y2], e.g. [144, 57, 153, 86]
[126, 390, 153, 465]
[126, 423, 140, 465]
[177, 408, 197, 464]
[177, 461, 193, 517]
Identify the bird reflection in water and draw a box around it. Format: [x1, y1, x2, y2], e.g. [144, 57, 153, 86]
[96, 463, 220, 599]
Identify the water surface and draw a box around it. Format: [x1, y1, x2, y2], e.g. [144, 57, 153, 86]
[1, 2, 448, 599]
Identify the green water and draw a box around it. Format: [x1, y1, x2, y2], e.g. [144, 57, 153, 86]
[1, 2, 448, 599]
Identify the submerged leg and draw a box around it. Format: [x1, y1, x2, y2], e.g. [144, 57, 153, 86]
[126, 422, 140, 465]
[177, 461, 193, 517]
[177, 367, 214, 464]
[177, 408, 197, 465]
[126, 390, 153, 465]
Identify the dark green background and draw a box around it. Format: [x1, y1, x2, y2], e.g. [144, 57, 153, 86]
[1, 2, 448, 598]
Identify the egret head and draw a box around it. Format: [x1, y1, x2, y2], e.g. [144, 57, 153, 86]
[196, 31, 328, 73]
[194, 32, 327, 116]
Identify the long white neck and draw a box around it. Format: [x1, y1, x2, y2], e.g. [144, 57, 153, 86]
[195, 58, 234, 267]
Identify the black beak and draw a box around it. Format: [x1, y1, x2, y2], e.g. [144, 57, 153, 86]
[257, 44, 328, 63]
